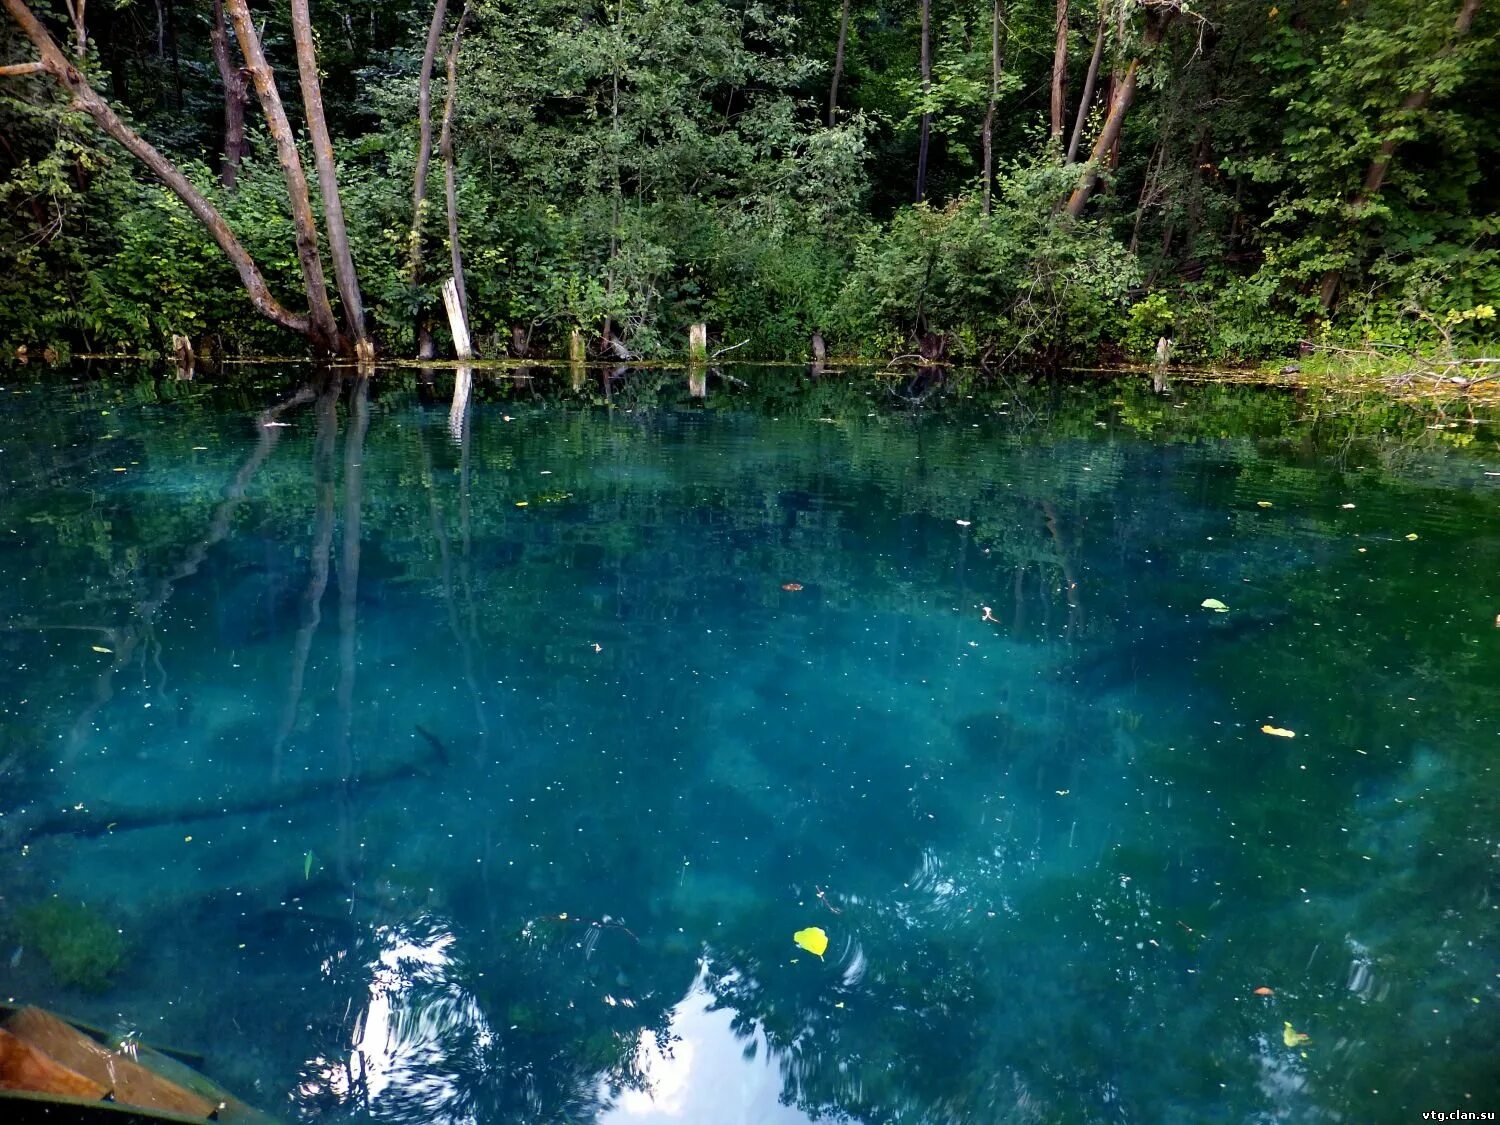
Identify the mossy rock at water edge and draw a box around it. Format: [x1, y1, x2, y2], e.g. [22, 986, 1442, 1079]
[12, 900, 126, 992]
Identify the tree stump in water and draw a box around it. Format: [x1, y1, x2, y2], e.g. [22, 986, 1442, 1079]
[170, 334, 195, 378]
[442, 275, 472, 359]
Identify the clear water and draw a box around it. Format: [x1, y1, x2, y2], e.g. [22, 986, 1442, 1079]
[1, 365, 1497, 1124]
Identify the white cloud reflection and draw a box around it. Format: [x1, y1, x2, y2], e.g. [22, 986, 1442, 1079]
[601, 964, 814, 1125]
[298, 921, 493, 1123]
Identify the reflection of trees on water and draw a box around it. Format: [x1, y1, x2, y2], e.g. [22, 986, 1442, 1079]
[0, 368, 1496, 1122]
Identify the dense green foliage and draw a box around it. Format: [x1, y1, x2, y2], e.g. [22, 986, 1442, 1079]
[1, 0, 1497, 361]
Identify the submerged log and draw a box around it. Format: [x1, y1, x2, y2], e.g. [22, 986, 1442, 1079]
[18, 728, 447, 842]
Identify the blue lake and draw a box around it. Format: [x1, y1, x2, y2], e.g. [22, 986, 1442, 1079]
[0, 365, 1497, 1122]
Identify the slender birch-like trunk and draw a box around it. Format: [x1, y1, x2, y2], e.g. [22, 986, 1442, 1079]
[1065, 0, 1105, 164]
[828, 0, 851, 126]
[208, 0, 249, 188]
[916, 0, 932, 201]
[440, 9, 473, 330]
[981, 0, 1007, 215]
[225, 0, 344, 352]
[289, 0, 372, 358]
[1, 0, 310, 336]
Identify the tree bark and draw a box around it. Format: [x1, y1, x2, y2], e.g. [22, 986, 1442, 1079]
[409, 0, 448, 284]
[1, 0, 310, 336]
[1318, 0, 1483, 310]
[1065, 0, 1105, 164]
[440, 9, 472, 329]
[981, 0, 1006, 215]
[1064, 12, 1168, 218]
[916, 0, 931, 201]
[60, 0, 85, 57]
[289, 0, 371, 359]
[208, 0, 248, 189]
[224, 0, 344, 353]
[165, 0, 181, 108]
[1063, 60, 1135, 217]
[828, 0, 850, 127]
[1049, 0, 1068, 144]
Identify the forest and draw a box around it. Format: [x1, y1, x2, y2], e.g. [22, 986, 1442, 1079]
[1, 0, 1497, 365]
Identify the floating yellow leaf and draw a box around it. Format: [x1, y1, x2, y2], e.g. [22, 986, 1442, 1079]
[1282, 1021, 1310, 1047]
[1405, 533, 1419, 540]
[793, 926, 828, 958]
[1200, 598, 1229, 613]
[1261, 725, 1296, 738]
[90, 645, 112, 654]
[1256, 500, 1273, 508]
[515, 501, 529, 507]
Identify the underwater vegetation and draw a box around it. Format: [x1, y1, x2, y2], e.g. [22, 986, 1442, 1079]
[12, 899, 126, 992]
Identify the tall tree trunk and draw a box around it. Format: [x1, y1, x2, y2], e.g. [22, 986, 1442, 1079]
[1318, 0, 1483, 310]
[208, 0, 248, 189]
[439, 9, 472, 328]
[409, 0, 448, 284]
[1063, 59, 1136, 217]
[828, 0, 850, 127]
[165, 0, 181, 108]
[2, 0, 310, 336]
[60, 0, 85, 57]
[1064, 12, 1168, 219]
[1065, 0, 1105, 164]
[603, 0, 621, 336]
[289, 0, 371, 359]
[916, 0, 931, 201]
[1049, 0, 1067, 144]
[981, 0, 1006, 215]
[224, 0, 343, 354]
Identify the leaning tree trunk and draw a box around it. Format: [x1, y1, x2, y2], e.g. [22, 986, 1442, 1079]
[289, 0, 372, 359]
[225, 0, 344, 353]
[828, 0, 850, 127]
[409, 0, 449, 284]
[980, 0, 1006, 215]
[208, 0, 248, 188]
[916, 0, 932, 201]
[439, 10, 472, 331]
[1318, 0, 1483, 310]
[1063, 59, 1137, 217]
[1065, 0, 1105, 164]
[1064, 11, 1168, 218]
[1050, 0, 1068, 144]
[1, 0, 310, 336]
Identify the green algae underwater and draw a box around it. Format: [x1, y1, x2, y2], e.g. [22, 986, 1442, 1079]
[0, 364, 1496, 1123]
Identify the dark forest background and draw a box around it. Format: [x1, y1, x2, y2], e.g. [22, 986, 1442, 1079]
[2, 0, 1497, 362]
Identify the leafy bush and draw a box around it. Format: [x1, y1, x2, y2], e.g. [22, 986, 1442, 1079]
[831, 160, 1138, 363]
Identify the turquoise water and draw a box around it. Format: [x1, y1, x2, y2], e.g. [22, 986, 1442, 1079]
[0, 365, 1497, 1123]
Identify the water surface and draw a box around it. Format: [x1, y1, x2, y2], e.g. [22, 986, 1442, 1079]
[1, 365, 1497, 1123]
